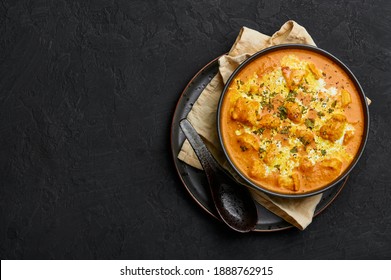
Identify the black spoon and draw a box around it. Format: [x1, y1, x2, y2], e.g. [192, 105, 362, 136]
[179, 119, 258, 233]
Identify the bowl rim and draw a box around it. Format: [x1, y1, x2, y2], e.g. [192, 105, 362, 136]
[217, 44, 370, 198]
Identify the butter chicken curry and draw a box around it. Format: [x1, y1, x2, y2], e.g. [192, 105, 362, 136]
[219, 48, 365, 195]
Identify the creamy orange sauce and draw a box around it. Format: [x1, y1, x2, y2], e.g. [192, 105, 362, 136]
[220, 49, 365, 194]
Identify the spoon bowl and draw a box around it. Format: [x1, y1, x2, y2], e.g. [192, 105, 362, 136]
[179, 119, 258, 232]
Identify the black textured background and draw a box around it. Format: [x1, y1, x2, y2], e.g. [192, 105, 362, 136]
[1, 0, 390, 259]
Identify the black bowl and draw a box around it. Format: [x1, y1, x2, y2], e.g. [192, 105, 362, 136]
[217, 44, 370, 198]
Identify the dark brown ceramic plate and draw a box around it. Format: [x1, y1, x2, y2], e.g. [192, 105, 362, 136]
[170, 55, 348, 231]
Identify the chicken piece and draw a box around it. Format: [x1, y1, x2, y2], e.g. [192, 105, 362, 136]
[231, 97, 260, 126]
[285, 101, 302, 124]
[282, 67, 307, 90]
[263, 143, 278, 165]
[319, 114, 347, 142]
[296, 129, 315, 146]
[249, 157, 267, 180]
[307, 62, 323, 79]
[278, 176, 294, 190]
[318, 158, 342, 177]
[258, 113, 281, 129]
[278, 174, 300, 191]
[299, 158, 314, 172]
[343, 130, 355, 145]
[340, 89, 352, 107]
[291, 173, 301, 191]
[237, 133, 259, 151]
[256, 66, 274, 77]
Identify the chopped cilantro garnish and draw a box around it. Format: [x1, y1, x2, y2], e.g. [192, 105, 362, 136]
[305, 118, 315, 129]
[236, 80, 241, 89]
[280, 126, 290, 134]
[290, 146, 298, 153]
[286, 91, 297, 102]
[260, 97, 273, 110]
[240, 145, 248, 152]
[278, 106, 287, 120]
[331, 100, 337, 108]
[317, 111, 325, 117]
[321, 149, 327, 156]
[287, 90, 297, 97]
[286, 97, 296, 102]
[254, 127, 265, 135]
[299, 137, 310, 146]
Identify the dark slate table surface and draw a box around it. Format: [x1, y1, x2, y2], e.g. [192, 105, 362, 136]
[1, 0, 390, 259]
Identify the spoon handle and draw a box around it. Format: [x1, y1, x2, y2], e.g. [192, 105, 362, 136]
[179, 119, 219, 176]
[180, 119, 258, 233]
